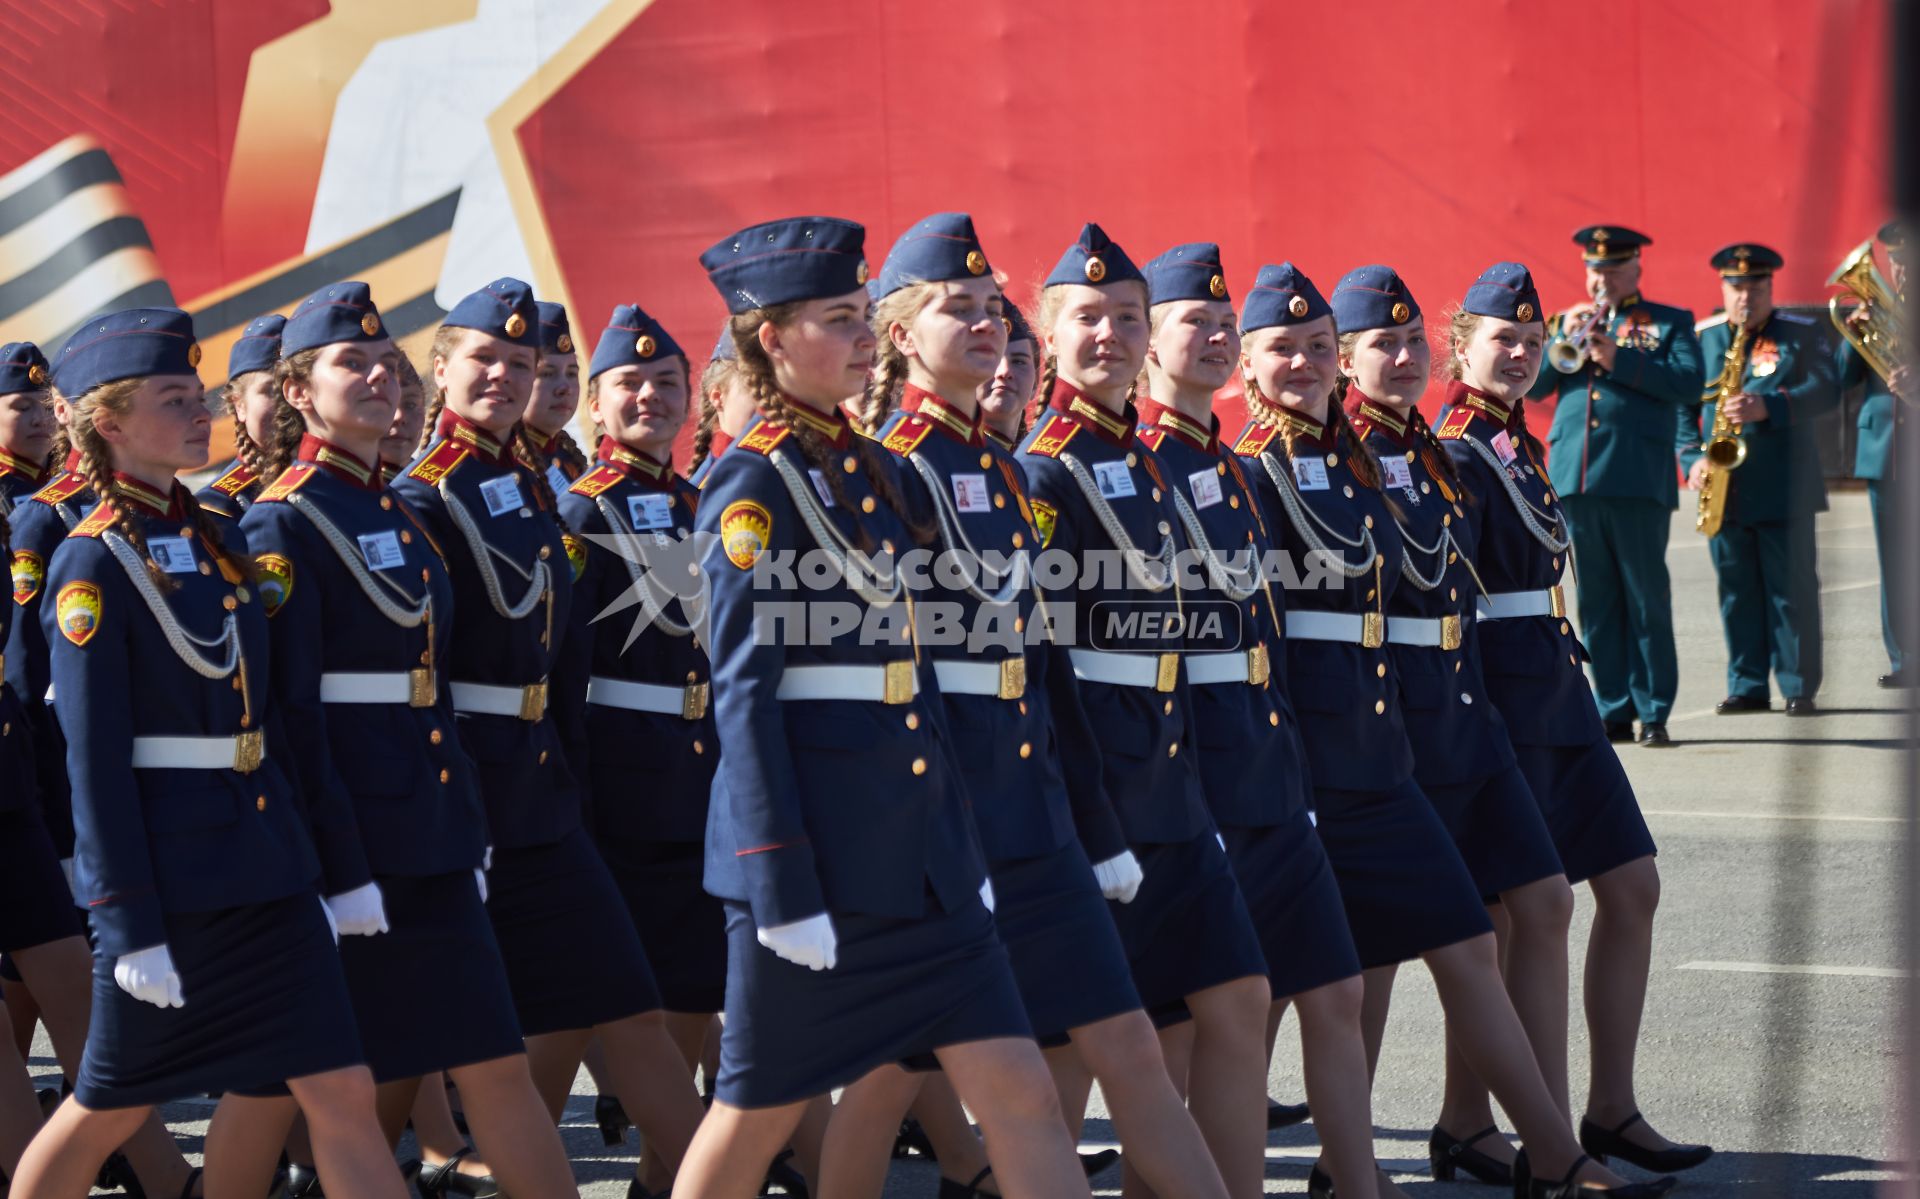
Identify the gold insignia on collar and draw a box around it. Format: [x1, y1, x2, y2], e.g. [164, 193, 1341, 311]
[504, 312, 528, 339]
[1516, 302, 1535, 322]
[1288, 295, 1309, 318]
[1391, 302, 1411, 323]
[556, 332, 573, 354]
[966, 250, 987, 276]
[1085, 256, 1107, 284]
[1209, 274, 1226, 299]
[637, 334, 657, 359]
[361, 313, 381, 337]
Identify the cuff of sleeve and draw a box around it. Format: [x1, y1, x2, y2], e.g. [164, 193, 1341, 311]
[744, 843, 828, 930]
[90, 895, 167, 960]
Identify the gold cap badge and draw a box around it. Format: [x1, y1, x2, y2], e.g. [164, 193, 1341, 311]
[1391, 301, 1411, 323]
[966, 250, 987, 276]
[360, 313, 381, 337]
[556, 332, 573, 353]
[186, 343, 202, 368]
[636, 334, 657, 359]
[1085, 256, 1107, 283]
[26, 363, 46, 386]
[855, 260, 870, 286]
[1516, 302, 1535, 322]
[504, 312, 528, 339]
[1288, 295, 1310, 318]
[1209, 274, 1227, 299]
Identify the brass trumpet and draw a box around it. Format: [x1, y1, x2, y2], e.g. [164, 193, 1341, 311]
[1549, 292, 1613, 374]
[1827, 237, 1906, 384]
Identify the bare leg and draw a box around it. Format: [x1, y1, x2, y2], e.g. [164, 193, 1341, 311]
[522, 1028, 593, 1122]
[596, 1009, 706, 1178]
[1358, 964, 1397, 1083]
[935, 1037, 1090, 1199]
[1, 976, 38, 1062]
[201, 1094, 298, 1199]
[8, 1096, 150, 1197]
[816, 1065, 923, 1199]
[1042, 1042, 1095, 1143]
[1069, 1009, 1228, 1199]
[1184, 975, 1272, 1199]
[1437, 904, 1516, 1170]
[663, 1013, 713, 1078]
[912, 1074, 996, 1189]
[787, 1094, 833, 1193]
[0, 1001, 44, 1173]
[286, 1067, 409, 1198]
[410, 1072, 470, 1164]
[1583, 857, 1686, 1150]
[449, 1055, 576, 1197]
[671, 1098, 808, 1199]
[1120, 1022, 1194, 1199]
[1297, 978, 1381, 1199]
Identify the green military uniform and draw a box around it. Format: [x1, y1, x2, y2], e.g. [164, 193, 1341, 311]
[1680, 244, 1835, 706]
[1530, 225, 1702, 733]
[1837, 221, 1910, 684]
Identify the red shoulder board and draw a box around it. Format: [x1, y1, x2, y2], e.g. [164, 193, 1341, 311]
[569, 464, 623, 498]
[1436, 407, 1475, 441]
[257, 463, 317, 503]
[406, 440, 470, 485]
[881, 416, 934, 457]
[210, 461, 259, 496]
[71, 504, 114, 538]
[1231, 424, 1278, 457]
[31, 472, 87, 506]
[1135, 427, 1167, 451]
[736, 422, 792, 456]
[1025, 413, 1079, 459]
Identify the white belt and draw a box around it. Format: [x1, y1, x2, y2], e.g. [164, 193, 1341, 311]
[586, 675, 710, 720]
[932, 658, 1026, 700]
[320, 670, 436, 707]
[130, 732, 266, 773]
[1386, 614, 1464, 650]
[1068, 649, 1180, 692]
[1475, 586, 1567, 621]
[1285, 610, 1384, 648]
[1184, 645, 1271, 687]
[775, 662, 918, 705]
[450, 679, 550, 722]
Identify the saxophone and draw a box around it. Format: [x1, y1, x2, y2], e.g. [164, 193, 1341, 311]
[1694, 321, 1753, 538]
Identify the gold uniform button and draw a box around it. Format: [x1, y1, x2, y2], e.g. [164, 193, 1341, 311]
[1126, 453, 1138, 468]
[843, 456, 859, 474]
[439, 769, 450, 784]
[1374, 699, 1386, 714]
[402, 531, 414, 545]
[1151, 488, 1162, 502]
[1343, 485, 1354, 498]
[1268, 711, 1279, 726]
[1325, 453, 1338, 468]
[222, 596, 237, 611]
[694, 740, 706, 755]
[1364, 515, 1374, 528]
[256, 795, 267, 811]
[1163, 700, 1174, 715]
[687, 671, 700, 683]
[1552, 557, 1562, 570]
[1405, 451, 1415, 462]
[232, 676, 243, 691]
[198, 562, 211, 575]
[1011, 532, 1024, 548]
[882, 539, 895, 554]
[1461, 692, 1474, 704]
[1448, 552, 1458, 564]
[912, 758, 928, 775]
[1569, 654, 1579, 666]
[1449, 587, 1458, 601]
[905, 712, 920, 730]
[239, 714, 252, 729]
[979, 453, 994, 469]
[1019, 742, 1032, 759]
[381, 496, 393, 510]
[1559, 621, 1571, 635]
[429, 729, 443, 745]
[1229, 495, 1240, 509]
[538, 750, 549, 765]
[1216, 462, 1227, 476]
[994, 494, 1006, 509]
[1018, 701, 1028, 715]
[1167, 742, 1179, 757]
[1366, 589, 1377, 601]
[421, 651, 432, 666]
[1376, 663, 1386, 678]
[1590, 419, 1600, 429]
[861, 496, 876, 513]
[1456, 661, 1464, 673]
[1013, 617, 1025, 633]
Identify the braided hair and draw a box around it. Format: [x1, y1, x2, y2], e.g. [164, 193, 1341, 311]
[263, 350, 319, 483]
[512, 424, 569, 534]
[731, 306, 929, 550]
[688, 359, 730, 473]
[1241, 360, 1385, 491]
[1022, 280, 1145, 429]
[418, 325, 464, 454]
[224, 370, 272, 478]
[1446, 306, 1545, 459]
[862, 281, 943, 435]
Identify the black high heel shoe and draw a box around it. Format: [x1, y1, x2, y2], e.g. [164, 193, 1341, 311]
[1079, 1149, 1119, 1178]
[1578, 1111, 1714, 1173]
[1267, 1098, 1312, 1130]
[1307, 1165, 1335, 1199]
[764, 1148, 809, 1196]
[596, 1093, 633, 1147]
[1430, 1124, 1515, 1186]
[414, 1148, 498, 1199]
[1512, 1150, 1675, 1198]
[938, 1167, 995, 1199]
[892, 1116, 936, 1159]
[285, 1163, 323, 1197]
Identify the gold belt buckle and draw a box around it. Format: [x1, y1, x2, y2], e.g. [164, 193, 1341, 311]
[883, 660, 915, 705]
[1440, 615, 1463, 652]
[1246, 642, 1270, 686]
[1361, 612, 1385, 649]
[1155, 652, 1180, 693]
[1547, 585, 1566, 618]
[232, 730, 264, 774]
[519, 680, 549, 722]
[682, 681, 711, 721]
[998, 657, 1026, 700]
[409, 667, 436, 708]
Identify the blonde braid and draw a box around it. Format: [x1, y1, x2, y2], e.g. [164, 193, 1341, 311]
[69, 380, 171, 590]
[264, 350, 317, 483]
[513, 425, 570, 534]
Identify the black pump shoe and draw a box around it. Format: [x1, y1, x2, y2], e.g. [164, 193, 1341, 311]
[1513, 1149, 1675, 1198]
[1578, 1111, 1714, 1173]
[285, 1164, 323, 1197]
[414, 1148, 498, 1199]
[1267, 1097, 1312, 1129]
[892, 1117, 935, 1159]
[1430, 1124, 1514, 1185]
[596, 1093, 633, 1146]
[1307, 1165, 1335, 1199]
[764, 1148, 809, 1197]
[1080, 1149, 1119, 1178]
[938, 1167, 995, 1199]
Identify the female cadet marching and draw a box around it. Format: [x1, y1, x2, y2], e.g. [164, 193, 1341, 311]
[10, 308, 405, 1199]
[1437, 262, 1713, 1178]
[818, 214, 1229, 1199]
[236, 282, 575, 1198]
[197, 314, 285, 525]
[380, 353, 427, 482]
[1233, 264, 1670, 1199]
[677, 215, 1091, 1199]
[976, 302, 1035, 453]
[689, 329, 752, 490]
[1017, 224, 1272, 1199]
[391, 277, 706, 1194]
[523, 302, 591, 493]
[1332, 265, 1575, 1186]
[1136, 248, 1379, 1199]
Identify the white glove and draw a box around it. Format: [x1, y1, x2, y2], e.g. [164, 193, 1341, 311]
[979, 878, 996, 914]
[59, 858, 80, 903]
[474, 867, 489, 904]
[1216, 831, 1227, 852]
[113, 944, 184, 1009]
[1092, 851, 1145, 904]
[325, 882, 389, 937]
[756, 913, 838, 971]
[483, 845, 494, 872]
[320, 896, 339, 943]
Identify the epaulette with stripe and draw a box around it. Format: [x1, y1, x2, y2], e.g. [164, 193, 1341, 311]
[209, 461, 259, 497]
[1023, 413, 1080, 459]
[1230, 423, 1279, 457]
[1435, 406, 1478, 440]
[31, 473, 87, 506]
[406, 439, 471, 485]
[880, 414, 934, 457]
[1135, 426, 1168, 451]
[569, 464, 624, 498]
[1694, 312, 1730, 334]
[735, 422, 792, 456]
[70, 504, 114, 538]
[257, 463, 317, 503]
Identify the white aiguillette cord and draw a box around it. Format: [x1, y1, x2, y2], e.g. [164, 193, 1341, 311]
[103, 531, 241, 679]
[286, 492, 430, 627]
[592, 493, 695, 638]
[440, 478, 550, 620]
[906, 452, 1028, 607]
[1257, 451, 1376, 580]
[769, 450, 905, 608]
[1058, 453, 1175, 592]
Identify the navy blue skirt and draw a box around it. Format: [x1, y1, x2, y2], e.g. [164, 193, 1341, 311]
[1109, 829, 1269, 1026]
[1513, 738, 1657, 885]
[338, 871, 524, 1082]
[1314, 777, 1496, 969]
[75, 891, 363, 1109]
[486, 827, 661, 1037]
[1223, 811, 1362, 999]
[990, 840, 1141, 1044]
[1420, 765, 1567, 902]
[0, 809, 82, 954]
[601, 839, 727, 1015]
[715, 892, 1031, 1109]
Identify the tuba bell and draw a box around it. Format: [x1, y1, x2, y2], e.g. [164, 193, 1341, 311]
[1827, 237, 1906, 385]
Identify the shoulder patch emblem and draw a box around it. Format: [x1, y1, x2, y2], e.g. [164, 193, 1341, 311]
[1436, 407, 1475, 440]
[720, 500, 772, 570]
[407, 440, 470, 486]
[563, 532, 588, 581]
[881, 419, 933, 457]
[1026, 414, 1079, 459]
[1231, 424, 1278, 457]
[569, 465, 623, 498]
[71, 504, 114, 538]
[257, 463, 316, 503]
[210, 462, 259, 496]
[254, 553, 294, 616]
[11, 549, 44, 605]
[55, 581, 101, 646]
[737, 423, 792, 456]
[1030, 498, 1057, 548]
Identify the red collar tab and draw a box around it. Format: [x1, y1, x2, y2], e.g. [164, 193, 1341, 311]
[111, 473, 181, 519]
[523, 426, 558, 456]
[1048, 379, 1133, 447]
[901, 384, 984, 445]
[64, 448, 83, 473]
[1277, 408, 1331, 449]
[436, 409, 514, 465]
[0, 446, 47, 482]
[1347, 391, 1411, 445]
[597, 436, 671, 484]
[784, 399, 852, 448]
[300, 435, 380, 489]
[1135, 397, 1216, 452]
